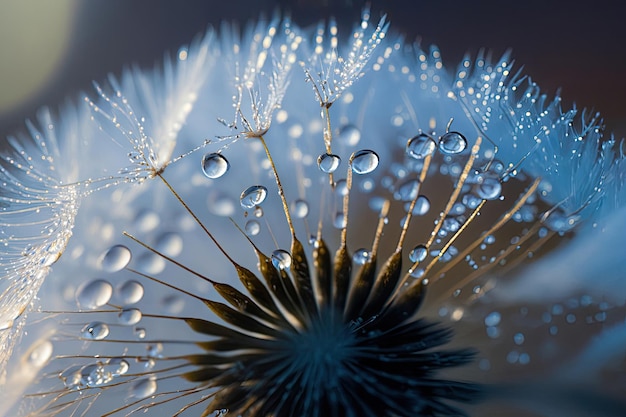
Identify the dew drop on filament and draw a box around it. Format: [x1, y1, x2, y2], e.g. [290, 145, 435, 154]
[317, 153, 341, 173]
[409, 245, 428, 263]
[131, 377, 157, 399]
[116, 280, 144, 305]
[100, 245, 132, 273]
[271, 249, 292, 270]
[290, 199, 310, 219]
[338, 124, 361, 146]
[201, 153, 230, 179]
[352, 248, 371, 265]
[245, 220, 261, 236]
[77, 279, 113, 309]
[240, 185, 268, 209]
[81, 322, 110, 340]
[438, 132, 468, 154]
[351, 149, 379, 174]
[476, 175, 502, 200]
[406, 133, 436, 159]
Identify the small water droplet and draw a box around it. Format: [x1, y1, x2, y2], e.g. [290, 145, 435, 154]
[438, 132, 467, 154]
[338, 124, 361, 145]
[484, 311, 501, 327]
[350, 149, 379, 174]
[333, 212, 347, 229]
[290, 199, 309, 219]
[201, 153, 229, 179]
[240, 185, 268, 208]
[462, 193, 481, 209]
[108, 358, 129, 375]
[395, 179, 420, 201]
[406, 133, 436, 159]
[442, 216, 461, 232]
[408, 195, 430, 215]
[100, 245, 132, 272]
[131, 377, 157, 398]
[245, 220, 261, 236]
[81, 322, 110, 340]
[136, 252, 166, 275]
[134, 327, 147, 339]
[317, 153, 341, 173]
[476, 175, 502, 200]
[118, 308, 142, 325]
[117, 280, 144, 305]
[77, 279, 113, 309]
[60, 365, 82, 388]
[271, 249, 292, 270]
[409, 245, 427, 263]
[352, 248, 371, 265]
[134, 209, 160, 232]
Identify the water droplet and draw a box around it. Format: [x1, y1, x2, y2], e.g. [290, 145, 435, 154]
[333, 212, 347, 229]
[317, 153, 341, 173]
[117, 280, 144, 305]
[240, 185, 268, 208]
[134, 209, 160, 232]
[77, 279, 113, 309]
[271, 249, 292, 270]
[438, 131, 467, 154]
[484, 311, 501, 327]
[334, 179, 348, 196]
[544, 210, 579, 233]
[136, 252, 166, 275]
[155, 232, 183, 257]
[23, 339, 53, 368]
[476, 175, 502, 200]
[245, 220, 260, 236]
[338, 124, 361, 145]
[484, 235, 496, 245]
[81, 322, 110, 340]
[352, 248, 371, 265]
[118, 308, 142, 325]
[201, 153, 229, 179]
[207, 191, 235, 216]
[290, 199, 309, 219]
[134, 327, 147, 339]
[406, 133, 436, 159]
[462, 193, 481, 209]
[60, 365, 82, 388]
[409, 245, 427, 263]
[108, 358, 129, 375]
[410, 195, 430, 215]
[513, 333, 525, 345]
[442, 216, 461, 232]
[395, 179, 420, 201]
[131, 376, 157, 398]
[100, 245, 131, 273]
[350, 149, 379, 174]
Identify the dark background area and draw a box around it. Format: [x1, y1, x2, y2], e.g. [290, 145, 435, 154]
[1, 0, 624, 140]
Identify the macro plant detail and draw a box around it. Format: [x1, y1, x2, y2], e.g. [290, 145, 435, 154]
[1, 7, 626, 417]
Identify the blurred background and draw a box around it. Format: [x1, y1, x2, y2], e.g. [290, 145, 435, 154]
[1, 0, 624, 141]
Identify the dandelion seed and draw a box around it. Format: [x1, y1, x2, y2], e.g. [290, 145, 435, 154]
[2, 9, 626, 417]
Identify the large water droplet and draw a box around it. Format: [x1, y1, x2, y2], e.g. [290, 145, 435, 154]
[351, 150, 379, 174]
[338, 124, 361, 146]
[317, 153, 341, 173]
[77, 279, 113, 309]
[131, 377, 157, 398]
[406, 133, 436, 159]
[100, 245, 132, 272]
[117, 280, 144, 305]
[155, 232, 183, 257]
[271, 249, 292, 270]
[476, 175, 502, 200]
[438, 132, 467, 154]
[245, 220, 260, 236]
[108, 358, 129, 376]
[201, 153, 229, 179]
[118, 308, 142, 326]
[352, 248, 371, 265]
[81, 322, 110, 340]
[240, 185, 267, 209]
[406, 195, 430, 215]
[290, 199, 309, 219]
[409, 245, 427, 263]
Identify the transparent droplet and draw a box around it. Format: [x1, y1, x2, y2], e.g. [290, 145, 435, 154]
[22, 339, 53, 368]
[476, 175, 502, 200]
[484, 311, 501, 327]
[134, 327, 147, 339]
[333, 212, 347, 229]
[338, 124, 361, 146]
[81, 322, 110, 340]
[77, 279, 113, 309]
[462, 193, 481, 209]
[134, 209, 160, 232]
[117, 280, 144, 305]
[335, 179, 348, 196]
[271, 249, 292, 270]
[352, 248, 371, 265]
[410, 195, 430, 215]
[406, 133, 436, 159]
[350, 149, 379, 174]
[438, 131, 467, 154]
[544, 210, 579, 233]
[100, 245, 131, 273]
[442, 217, 462, 233]
[118, 308, 142, 325]
[201, 153, 229, 179]
[409, 245, 428, 263]
[60, 366, 82, 388]
[290, 199, 309, 219]
[253, 206, 264, 218]
[245, 220, 260, 236]
[317, 153, 341, 173]
[108, 358, 129, 376]
[155, 232, 183, 257]
[240, 185, 268, 209]
[131, 377, 157, 398]
[395, 179, 420, 201]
